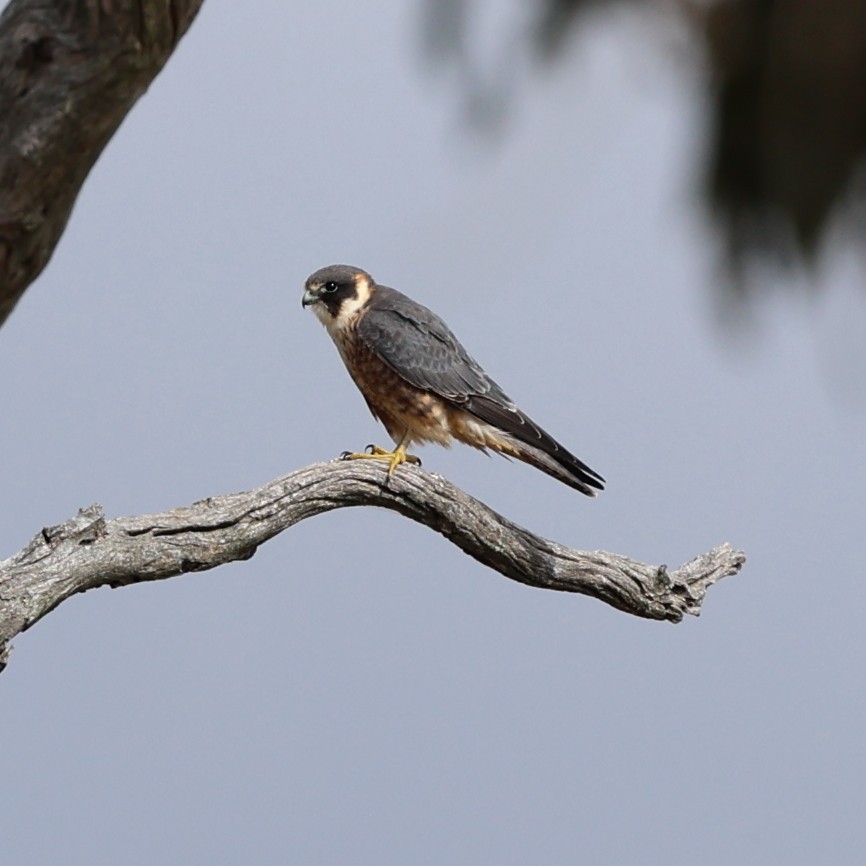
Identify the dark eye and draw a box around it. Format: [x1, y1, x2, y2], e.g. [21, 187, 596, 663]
[323, 281, 339, 293]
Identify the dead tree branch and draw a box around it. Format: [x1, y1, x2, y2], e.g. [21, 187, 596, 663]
[0, 0, 205, 327]
[0, 461, 746, 671]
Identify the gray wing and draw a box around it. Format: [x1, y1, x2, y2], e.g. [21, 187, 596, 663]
[357, 285, 605, 494]
[356, 285, 507, 404]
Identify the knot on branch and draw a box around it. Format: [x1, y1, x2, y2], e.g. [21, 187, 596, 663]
[42, 503, 105, 548]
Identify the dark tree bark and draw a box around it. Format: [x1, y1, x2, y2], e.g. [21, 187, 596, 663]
[0, 0, 205, 327]
[0, 460, 746, 673]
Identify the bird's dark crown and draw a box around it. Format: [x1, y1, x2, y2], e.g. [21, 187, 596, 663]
[306, 264, 371, 293]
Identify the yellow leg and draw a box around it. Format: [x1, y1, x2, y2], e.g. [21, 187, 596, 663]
[339, 431, 421, 476]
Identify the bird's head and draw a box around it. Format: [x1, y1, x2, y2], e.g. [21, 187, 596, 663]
[302, 264, 374, 328]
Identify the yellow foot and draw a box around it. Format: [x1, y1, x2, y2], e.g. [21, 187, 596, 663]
[339, 444, 422, 476]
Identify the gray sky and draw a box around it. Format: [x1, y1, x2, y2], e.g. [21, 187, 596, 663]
[2, 2, 866, 864]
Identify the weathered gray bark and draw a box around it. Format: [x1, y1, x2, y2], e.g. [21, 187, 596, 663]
[0, 0, 205, 327]
[0, 460, 747, 671]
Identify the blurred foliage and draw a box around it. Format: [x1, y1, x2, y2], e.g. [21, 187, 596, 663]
[423, 0, 866, 292]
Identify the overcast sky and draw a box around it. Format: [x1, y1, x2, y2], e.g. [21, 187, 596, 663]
[2, 2, 866, 864]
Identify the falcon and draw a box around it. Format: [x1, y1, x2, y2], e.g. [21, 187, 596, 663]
[301, 264, 605, 496]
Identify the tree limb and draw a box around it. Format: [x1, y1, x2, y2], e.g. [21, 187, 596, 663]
[0, 461, 746, 671]
[0, 0, 205, 328]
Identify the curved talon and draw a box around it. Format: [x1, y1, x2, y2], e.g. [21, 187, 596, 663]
[339, 451, 353, 461]
[365, 444, 392, 456]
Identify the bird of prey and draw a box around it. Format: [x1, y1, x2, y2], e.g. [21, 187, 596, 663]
[302, 264, 605, 496]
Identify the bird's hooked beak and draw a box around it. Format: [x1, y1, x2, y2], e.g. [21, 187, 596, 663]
[301, 288, 318, 309]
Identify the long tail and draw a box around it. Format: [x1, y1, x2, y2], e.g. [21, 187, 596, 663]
[465, 395, 605, 496]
